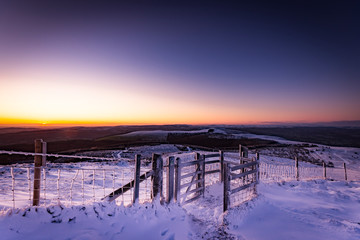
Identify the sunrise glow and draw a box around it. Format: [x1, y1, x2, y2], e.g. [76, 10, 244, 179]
[0, 2, 359, 127]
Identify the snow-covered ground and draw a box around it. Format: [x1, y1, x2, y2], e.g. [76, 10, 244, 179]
[232, 130, 360, 171]
[225, 180, 360, 240]
[0, 180, 359, 240]
[0, 201, 191, 240]
[1, 131, 360, 239]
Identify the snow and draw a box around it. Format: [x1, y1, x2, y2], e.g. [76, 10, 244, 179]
[233, 132, 301, 144]
[117, 128, 226, 142]
[0, 201, 191, 240]
[1, 137, 360, 239]
[225, 180, 360, 240]
[1, 180, 359, 239]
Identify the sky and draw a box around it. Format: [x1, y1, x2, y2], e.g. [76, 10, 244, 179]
[0, 1, 359, 126]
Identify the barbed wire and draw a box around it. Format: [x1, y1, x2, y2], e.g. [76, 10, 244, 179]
[0, 150, 128, 162]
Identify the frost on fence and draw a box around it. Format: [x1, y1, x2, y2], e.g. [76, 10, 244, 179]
[0, 164, 154, 209]
[325, 167, 360, 181]
[260, 163, 324, 182]
[259, 162, 360, 182]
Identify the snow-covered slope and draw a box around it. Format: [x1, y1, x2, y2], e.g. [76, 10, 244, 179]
[0, 201, 191, 240]
[1, 180, 359, 240]
[225, 180, 360, 240]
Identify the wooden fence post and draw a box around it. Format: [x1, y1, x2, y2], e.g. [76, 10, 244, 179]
[152, 154, 163, 200]
[33, 139, 43, 206]
[256, 152, 260, 161]
[219, 150, 224, 182]
[166, 156, 175, 203]
[133, 154, 141, 204]
[295, 157, 299, 181]
[323, 161, 327, 179]
[343, 162, 347, 181]
[174, 157, 181, 203]
[223, 162, 230, 212]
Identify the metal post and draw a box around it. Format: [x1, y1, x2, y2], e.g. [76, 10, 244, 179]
[323, 161, 327, 179]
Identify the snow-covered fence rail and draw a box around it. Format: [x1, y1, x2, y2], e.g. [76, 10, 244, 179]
[0, 150, 124, 162]
[0, 139, 154, 209]
[0, 165, 152, 209]
[103, 154, 160, 203]
[1, 142, 260, 212]
[223, 157, 259, 212]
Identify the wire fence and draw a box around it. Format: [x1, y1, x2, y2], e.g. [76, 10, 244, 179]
[1, 148, 359, 210]
[0, 163, 154, 209]
[259, 162, 360, 182]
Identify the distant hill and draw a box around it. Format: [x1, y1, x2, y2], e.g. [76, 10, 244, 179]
[255, 120, 360, 128]
[238, 127, 360, 148]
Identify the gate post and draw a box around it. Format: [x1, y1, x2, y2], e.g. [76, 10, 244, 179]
[152, 154, 163, 200]
[223, 162, 230, 212]
[174, 157, 181, 203]
[33, 139, 43, 206]
[166, 156, 175, 203]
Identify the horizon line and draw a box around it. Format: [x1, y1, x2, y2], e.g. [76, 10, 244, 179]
[1, 120, 360, 128]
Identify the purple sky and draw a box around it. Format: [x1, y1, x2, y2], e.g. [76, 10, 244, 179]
[0, 1, 359, 125]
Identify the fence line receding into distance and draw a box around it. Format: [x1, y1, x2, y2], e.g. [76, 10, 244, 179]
[0, 139, 358, 211]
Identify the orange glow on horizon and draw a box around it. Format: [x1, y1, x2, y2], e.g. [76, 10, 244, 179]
[1, 62, 359, 127]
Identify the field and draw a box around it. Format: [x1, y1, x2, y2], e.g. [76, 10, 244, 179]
[0, 125, 360, 239]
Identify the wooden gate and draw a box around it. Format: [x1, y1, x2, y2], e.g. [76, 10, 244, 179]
[223, 156, 259, 211]
[173, 153, 206, 204]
